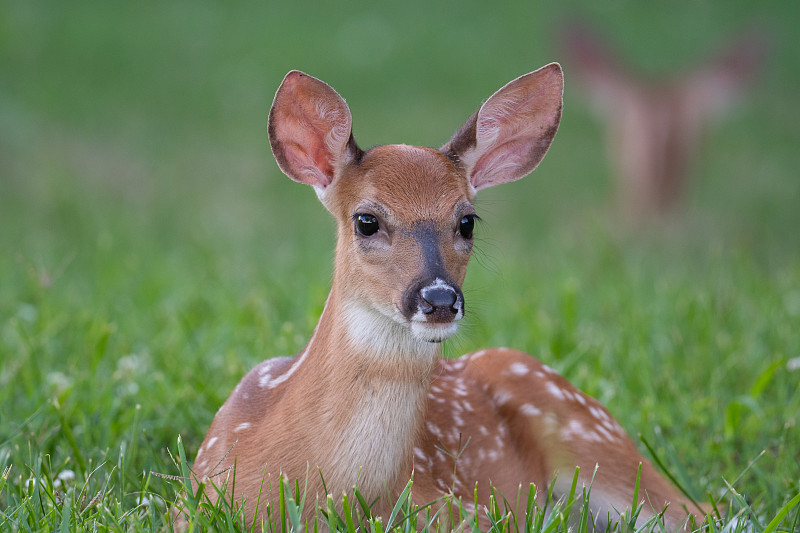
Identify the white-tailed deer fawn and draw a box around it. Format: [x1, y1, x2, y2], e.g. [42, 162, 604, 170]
[561, 22, 767, 220]
[185, 64, 707, 530]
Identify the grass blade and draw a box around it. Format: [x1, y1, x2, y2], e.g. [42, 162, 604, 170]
[53, 400, 87, 476]
[386, 478, 413, 528]
[763, 491, 800, 533]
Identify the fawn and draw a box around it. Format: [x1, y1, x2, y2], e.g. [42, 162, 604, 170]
[560, 22, 766, 220]
[184, 64, 707, 530]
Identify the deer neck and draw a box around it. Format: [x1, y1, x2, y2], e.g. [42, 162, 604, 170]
[285, 280, 440, 499]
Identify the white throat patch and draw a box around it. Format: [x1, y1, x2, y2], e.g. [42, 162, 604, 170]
[342, 299, 439, 362]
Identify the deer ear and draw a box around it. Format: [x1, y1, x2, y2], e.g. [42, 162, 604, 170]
[442, 63, 563, 192]
[268, 71, 362, 189]
[680, 29, 768, 120]
[559, 21, 633, 112]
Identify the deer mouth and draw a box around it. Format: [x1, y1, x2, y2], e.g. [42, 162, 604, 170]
[409, 320, 460, 343]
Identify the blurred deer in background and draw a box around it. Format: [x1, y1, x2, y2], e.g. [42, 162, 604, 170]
[180, 65, 709, 531]
[560, 21, 767, 221]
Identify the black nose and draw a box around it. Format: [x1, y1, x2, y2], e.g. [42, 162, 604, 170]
[420, 285, 459, 315]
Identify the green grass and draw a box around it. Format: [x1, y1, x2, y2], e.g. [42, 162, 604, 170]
[2, 0, 799, 530]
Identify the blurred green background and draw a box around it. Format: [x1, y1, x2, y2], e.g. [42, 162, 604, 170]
[1, 0, 798, 529]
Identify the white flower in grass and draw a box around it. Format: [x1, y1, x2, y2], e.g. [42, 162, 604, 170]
[114, 352, 150, 396]
[52, 469, 76, 489]
[58, 469, 75, 482]
[121, 382, 140, 395]
[25, 476, 48, 491]
[47, 372, 73, 395]
[136, 493, 164, 509]
[787, 357, 800, 372]
[115, 353, 143, 377]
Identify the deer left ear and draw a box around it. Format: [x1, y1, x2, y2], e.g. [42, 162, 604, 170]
[442, 63, 563, 192]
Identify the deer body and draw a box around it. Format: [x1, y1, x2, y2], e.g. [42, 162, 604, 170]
[187, 65, 704, 530]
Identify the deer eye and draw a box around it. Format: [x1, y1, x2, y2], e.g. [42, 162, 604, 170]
[459, 214, 476, 239]
[354, 214, 379, 237]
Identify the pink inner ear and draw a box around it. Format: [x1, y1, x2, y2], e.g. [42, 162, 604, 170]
[470, 139, 531, 191]
[279, 140, 332, 188]
[469, 106, 560, 190]
[272, 111, 336, 187]
[272, 102, 344, 188]
[467, 66, 563, 190]
[269, 71, 354, 189]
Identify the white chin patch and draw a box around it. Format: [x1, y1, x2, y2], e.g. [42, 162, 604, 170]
[410, 321, 459, 343]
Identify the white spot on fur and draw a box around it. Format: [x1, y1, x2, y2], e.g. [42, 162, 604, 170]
[494, 434, 504, 449]
[497, 421, 509, 438]
[447, 358, 466, 371]
[450, 427, 462, 443]
[452, 381, 469, 397]
[426, 421, 443, 439]
[590, 406, 610, 422]
[459, 454, 472, 468]
[595, 424, 614, 442]
[508, 362, 530, 376]
[234, 422, 252, 432]
[470, 349, 487, 360]
[206, 436, 218, 449]
[493, 390, 512, 405]
[546, 381, 565, 400]
[561, 418, 585, 440]
[519, 403, 541, 417]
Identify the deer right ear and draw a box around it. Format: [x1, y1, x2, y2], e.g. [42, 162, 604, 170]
[268, 71, 362, 190]
[442, 63, 563, 193]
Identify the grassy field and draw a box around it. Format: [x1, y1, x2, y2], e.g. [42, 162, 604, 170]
[1, 0, 799, 530]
